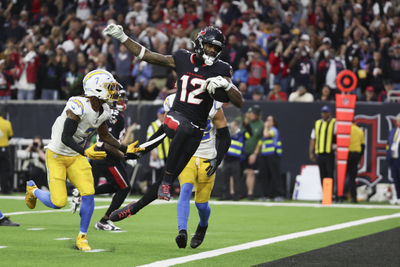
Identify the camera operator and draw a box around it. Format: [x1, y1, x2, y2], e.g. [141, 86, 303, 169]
[17, 136, 47, 189]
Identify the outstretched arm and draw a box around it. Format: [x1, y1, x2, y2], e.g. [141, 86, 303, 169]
[224, 77, 244, 108]
[103, 24, 176, 69]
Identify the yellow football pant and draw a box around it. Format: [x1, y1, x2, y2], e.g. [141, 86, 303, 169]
[45, 149, 94, 208]
[179, 156, 215, 203]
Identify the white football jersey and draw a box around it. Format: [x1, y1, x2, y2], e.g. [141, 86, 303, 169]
[163, 94, 223, 159]
[47, 96, 111, 156]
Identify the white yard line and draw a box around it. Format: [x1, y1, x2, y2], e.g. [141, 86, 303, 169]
[1, 195, 400, 210]
[138, 212, 400, 267]
[3, 205, 109, 216]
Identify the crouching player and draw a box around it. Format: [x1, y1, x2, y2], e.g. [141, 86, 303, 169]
[25, 70, 143, 251]
[110, 93, 231, 249]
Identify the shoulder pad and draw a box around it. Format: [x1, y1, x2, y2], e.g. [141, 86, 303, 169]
[66, 97, 85, 117]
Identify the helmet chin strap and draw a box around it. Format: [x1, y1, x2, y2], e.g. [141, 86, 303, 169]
[202, 54, 215, 66]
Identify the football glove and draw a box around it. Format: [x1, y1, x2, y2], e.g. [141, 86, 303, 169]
[202, 76, 230, 95]
[103, 24, 128, 43]
[84, 143, 107, 160]
[204, 158, 218, 177]
[125, 140, 145, 159]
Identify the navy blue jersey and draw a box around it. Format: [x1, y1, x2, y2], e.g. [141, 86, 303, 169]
[171, 49, 232, 129]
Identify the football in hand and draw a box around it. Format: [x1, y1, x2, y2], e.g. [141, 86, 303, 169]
[210, 87, 229, 102]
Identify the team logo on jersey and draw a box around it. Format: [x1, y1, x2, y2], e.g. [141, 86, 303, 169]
[354, 114, 393, 189]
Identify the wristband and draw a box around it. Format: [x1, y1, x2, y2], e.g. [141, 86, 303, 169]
[138, 45, 146, 60]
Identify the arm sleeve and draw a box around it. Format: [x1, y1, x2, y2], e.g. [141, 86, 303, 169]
[61, 118, 85, 155]
[215, 126, 231, 165]
[139, 126, 167, 153]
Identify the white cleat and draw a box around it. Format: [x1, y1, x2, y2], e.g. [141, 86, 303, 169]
[95, 220, 121, 231]
[70, 189, 81, 214]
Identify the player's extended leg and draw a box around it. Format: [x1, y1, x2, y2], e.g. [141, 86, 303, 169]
[176, 157, 197, 248]
[109, 176, 162, 222]
[26, 150, 68, 209]
[95, 164, 130, 230]
[67, 155, 95, 251]
[158, 120, 203, 200]
[191, 158, 215, 249]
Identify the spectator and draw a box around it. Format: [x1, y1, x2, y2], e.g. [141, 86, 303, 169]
[359, 86, 377, 102]
[367, 51, 385, 94]
[388, 44, 400, 90]
[378, 80, 395, 102]
[0, 107, 13, 194]
[387, 114, 400, 205]
[243, 105, 264, 200]
[0, 60, 13, 100]
[114, 44, 133, 89]
[269, 39, 290, 93]
[268, 83, 287, 102]
[62, 62, 84, 98]
[3, 15, 26, 43]
[317, 48, 345, 93]
[316, 85, 334, 102]
[221, 35, 248, 71]
[288, 85, 314, 102]
[247, 50, 267, 95]
[289, 42, 314, 92]
[37, 52, 62, 100]
[232, 59, 248, 86]
[252, 89, 264, 101]
[15, 41, 40, 100]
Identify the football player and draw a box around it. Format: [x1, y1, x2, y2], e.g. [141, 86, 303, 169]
[104, 24, 243, 201]
[71, 90, 134, 231]
[108, 94, 231, 250]
[24, 70, 143, 251]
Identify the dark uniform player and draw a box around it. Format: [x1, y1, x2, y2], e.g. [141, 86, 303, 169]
[104, 24, 243, 201]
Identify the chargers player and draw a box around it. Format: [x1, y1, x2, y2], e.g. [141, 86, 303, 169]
[24, 70, 143, 251]
[104, 24, 243, 201]
[108, 94, 231, 249]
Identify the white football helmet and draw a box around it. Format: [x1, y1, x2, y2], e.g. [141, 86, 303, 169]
[83, 69, 122, 103]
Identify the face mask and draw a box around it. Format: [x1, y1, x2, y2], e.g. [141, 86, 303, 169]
[324, 50, 330, 57]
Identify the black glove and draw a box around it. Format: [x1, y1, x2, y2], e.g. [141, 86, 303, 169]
[204, 158, 218, 177]
[125, 151, 144, 160]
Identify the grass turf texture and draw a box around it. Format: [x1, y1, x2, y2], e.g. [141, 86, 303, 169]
[0, 197, 399, 267]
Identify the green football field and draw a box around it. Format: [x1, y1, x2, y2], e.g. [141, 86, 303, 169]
[1, 196, 399, 267]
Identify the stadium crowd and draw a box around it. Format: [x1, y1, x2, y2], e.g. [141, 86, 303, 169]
[0, 0, 399, 102]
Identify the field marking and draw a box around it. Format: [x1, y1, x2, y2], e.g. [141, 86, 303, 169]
[54, 237, 72, 240]
[27, 228, 45, 231]
[138, 212, 400, 267]
[1, 196, 400, 210]
[0, 246, 7, 249]
[3, 205, 109, 216]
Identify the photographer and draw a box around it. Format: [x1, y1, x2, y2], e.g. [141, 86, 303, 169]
[17, 136, 47, 189]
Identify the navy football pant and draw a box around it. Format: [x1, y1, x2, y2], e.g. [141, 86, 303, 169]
[163, 110, 204, 184]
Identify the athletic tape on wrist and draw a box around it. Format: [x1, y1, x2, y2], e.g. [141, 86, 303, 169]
[138, 46, 146, 60]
